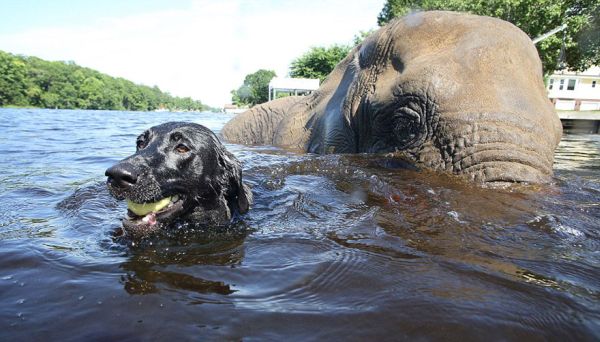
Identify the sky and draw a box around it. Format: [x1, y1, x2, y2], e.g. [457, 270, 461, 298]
[0, 0, 385, 107]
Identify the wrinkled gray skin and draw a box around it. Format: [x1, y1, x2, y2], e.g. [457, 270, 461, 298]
[223, 11, 562, 184]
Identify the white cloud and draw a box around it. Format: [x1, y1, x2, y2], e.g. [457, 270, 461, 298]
[0, 0, 383, 107]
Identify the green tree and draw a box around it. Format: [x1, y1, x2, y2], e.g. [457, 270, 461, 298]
[289, 45, 352, 82]
[574, 9, 599, 70]
[376, 0, 600, 74]
[231, 69, 276, 106]
[0, 50, 208, 111]
[0, 51, 28, 106]
[286, 32, 372, 84]
[80, 77, 105, 109]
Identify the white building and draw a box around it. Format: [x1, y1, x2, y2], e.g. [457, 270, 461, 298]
[268, 77, 320, 101]
[547, 66, 600, 111]
[222, 104, 248, 114]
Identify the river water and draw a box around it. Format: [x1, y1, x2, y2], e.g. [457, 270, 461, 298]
[0, 108, 598, 340]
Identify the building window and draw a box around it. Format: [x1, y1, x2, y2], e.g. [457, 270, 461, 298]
[567, 79, 576, 91]
[559, 79, 564, 90]
[593, 80, 597, 88]
[548, 79, 554, 90]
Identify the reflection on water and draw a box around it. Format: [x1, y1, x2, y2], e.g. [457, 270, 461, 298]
[555, 134, 600, 177]
[0, 109, 599, 340]
[120, 229, 247, 296]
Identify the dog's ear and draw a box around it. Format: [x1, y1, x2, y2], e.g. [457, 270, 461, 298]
[219, 150, 252, 214]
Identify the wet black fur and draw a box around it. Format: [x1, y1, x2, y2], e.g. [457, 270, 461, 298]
[106, 122, 252, 231]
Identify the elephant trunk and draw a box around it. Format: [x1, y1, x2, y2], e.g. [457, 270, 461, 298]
[431, 110, 561, 183]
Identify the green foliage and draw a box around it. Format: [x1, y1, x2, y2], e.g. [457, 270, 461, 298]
[289, 45, 352, 82]
[0, 50, 208, 111]
[377, 0, 418, 24]
[376, 0, 600, 74]
[574, 9, 599, 70]
[288, 32, 373, 83]
[0, 51, 28, 106]
[231, 69, 276, 106]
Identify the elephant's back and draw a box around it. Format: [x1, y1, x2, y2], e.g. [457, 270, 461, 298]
[222, 96, 306, 146]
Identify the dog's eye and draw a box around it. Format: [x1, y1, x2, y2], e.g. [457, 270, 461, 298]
[136, 140, 146, 150]
[175, 144, 190, 153]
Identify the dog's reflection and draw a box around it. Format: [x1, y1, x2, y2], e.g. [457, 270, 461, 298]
[118, 224, 249, 296]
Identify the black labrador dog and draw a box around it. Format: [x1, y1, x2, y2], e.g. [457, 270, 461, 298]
[105, 122, 252, 238]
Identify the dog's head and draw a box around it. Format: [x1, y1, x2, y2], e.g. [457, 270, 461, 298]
[105, 122, 252, 238]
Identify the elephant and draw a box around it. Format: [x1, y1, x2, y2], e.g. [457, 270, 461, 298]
[222, 11, 562, 184]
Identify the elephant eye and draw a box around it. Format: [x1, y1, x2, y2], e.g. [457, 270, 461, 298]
[393, 106, 424, 149]
[369, 94, 431, 153]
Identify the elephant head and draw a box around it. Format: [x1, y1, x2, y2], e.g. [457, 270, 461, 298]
[222, 11, 562, 184]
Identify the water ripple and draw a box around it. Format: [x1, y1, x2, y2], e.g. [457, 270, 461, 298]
[0, 108, 599, 340]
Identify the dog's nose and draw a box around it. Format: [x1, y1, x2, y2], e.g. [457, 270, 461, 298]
[105, 163, 138, 188]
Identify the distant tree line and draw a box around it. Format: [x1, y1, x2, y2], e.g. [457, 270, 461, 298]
[0, 50, 209, 111]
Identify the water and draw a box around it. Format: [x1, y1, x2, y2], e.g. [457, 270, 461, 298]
[0, 108, 598, 340]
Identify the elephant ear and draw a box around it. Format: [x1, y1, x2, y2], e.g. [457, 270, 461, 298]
[218, 149, 253, 214]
